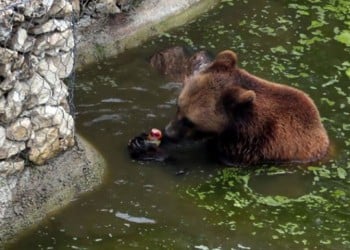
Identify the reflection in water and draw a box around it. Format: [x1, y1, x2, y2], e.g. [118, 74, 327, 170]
[7, 0, 350, 249]
[83, 114, 123, 127]
[115, 212, 156, 224]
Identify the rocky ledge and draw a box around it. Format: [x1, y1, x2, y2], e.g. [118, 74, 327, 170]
[0, 135, 105, 245]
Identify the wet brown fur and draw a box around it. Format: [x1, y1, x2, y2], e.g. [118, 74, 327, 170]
[174, 50, 329, 165]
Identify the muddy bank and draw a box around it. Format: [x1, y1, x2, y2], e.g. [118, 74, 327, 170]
[0, 135, 105, 245]
[76, 0, 220, 67]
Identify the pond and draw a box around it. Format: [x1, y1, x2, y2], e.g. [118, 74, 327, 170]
[6, 0, 350, 249]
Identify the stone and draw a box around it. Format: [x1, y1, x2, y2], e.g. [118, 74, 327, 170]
[25, 73, 52, 109]
[29, 105, 75, 146]
[34, 29, 74, 55]
[52, 51, 74, 78]
[37, 56, 60, 85]
[0, 139, 25, 160]
[72, 0, 80, 15]
[0, 48, 17, 64]
[17, 0, 54, 18]
[58, 110, 74, 141]
[61, 98, 70, 113]
[0, 83, 27, 124]
[28, 127, 61, 165]
[22, 36, 36, 53]
[12, 11, 25, 23]
[0, 160, 24, 177]
[6, 118, 32, 142]
[0, 9, 13, 44]
[30, 106, 66, 130]
[12, 55, 25, 71]
[28, 54, 40, 67]
[48, 80, 69, 107]
[0, 75, 17, 92]
[30, 19, 71, 35]
[48, 0, 74, 17]
[10, 29, 36, 53]
[0, 63, 11, 79]
[10, 28, 27, 52]
[0, 126, 5, 146]
[37, 51, 74, 82]
[0, 1, 13, 9]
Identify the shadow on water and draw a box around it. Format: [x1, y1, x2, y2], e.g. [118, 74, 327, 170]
[7, 0, 350, 249]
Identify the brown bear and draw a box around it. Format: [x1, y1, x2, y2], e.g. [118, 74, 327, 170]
[163, 50, 330, 165]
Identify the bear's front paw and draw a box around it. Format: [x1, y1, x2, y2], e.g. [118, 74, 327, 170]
[128, 132, 170, 162]
[128, 133, 149, 158]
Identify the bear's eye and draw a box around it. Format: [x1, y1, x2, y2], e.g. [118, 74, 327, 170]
[181, 117, 195, 128]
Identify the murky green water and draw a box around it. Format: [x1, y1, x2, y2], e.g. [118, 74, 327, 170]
[7, 0, 350, 249]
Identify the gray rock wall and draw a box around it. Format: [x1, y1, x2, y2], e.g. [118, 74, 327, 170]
[0, 0, 76, 169]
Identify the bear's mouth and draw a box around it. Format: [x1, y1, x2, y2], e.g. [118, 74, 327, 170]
[164, 127, 215, 144]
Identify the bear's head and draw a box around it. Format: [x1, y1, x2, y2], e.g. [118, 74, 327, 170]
[165, 50, 256, 140]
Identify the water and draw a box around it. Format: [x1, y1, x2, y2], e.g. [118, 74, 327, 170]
[7, 0, 350, 249]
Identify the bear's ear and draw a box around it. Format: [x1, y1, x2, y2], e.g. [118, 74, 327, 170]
[207, 50, 238, 72]
[223, 88, 256, 111]
[238, 90, 256, 104]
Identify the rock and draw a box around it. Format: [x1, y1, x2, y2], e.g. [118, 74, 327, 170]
[52, 51, 74, 78]
[0, 160, 24, 177]
[30, 19, 71, 35]
[28, 127, 61, 165]
[0, 1, 13, 9]
[48, 0, 74, 17]
[0, 83, 27, 124]
[6, 118, 32, 142]
[0, 97, 5, 119]
[22, 36, 36, 53]
[37, 57, 60, 85]
[0, 63, 12, 79]
[0, 126, 5, 146]
[72, 0, 80, 15]
[37, 51, 74, 82]
[0, 48, 17, 64]
[58, 111, 74, 145]
[0, 75, 17, 92]
[16, 0, 54, 18]
[12, 55, 25, 71]
[10, 28, 36, 53]
[48, 80, 69, 107]
[12, 11, 25, 23]
[0, 10, 13, 44]
[25, 73, 52, 109]
[0, 139, 25, 160]
[30, 106, 69, 131]
[34, 29, 74, 55]
[10, 28, 27, 52]
[29, 105, 75, 150]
